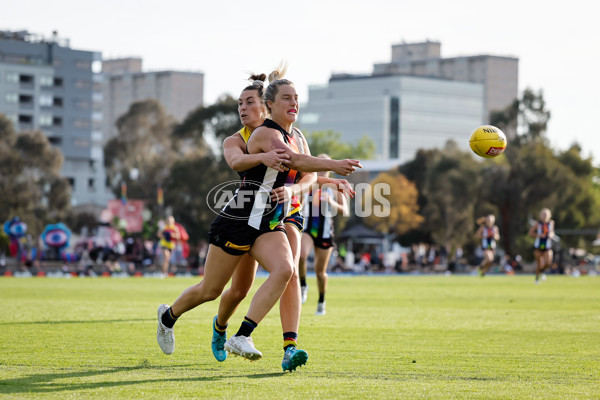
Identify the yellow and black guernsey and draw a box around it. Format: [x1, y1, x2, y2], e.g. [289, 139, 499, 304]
[208, 119, 301, 256]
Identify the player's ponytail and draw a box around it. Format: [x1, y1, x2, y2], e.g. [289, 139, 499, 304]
[264, 61, 293, 114]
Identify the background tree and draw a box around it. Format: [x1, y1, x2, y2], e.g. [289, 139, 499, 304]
[396, 147, 440, 245]
[104, 100, 178, 219]
[165, 96, 239, 242]
[0, 113, 71, 237]
[303, 130, 375, 160]
[362, 170, 423, 235]
[173, 95, 239, 146]
[420, 141, 482, 253]
[482, 88, 600, 258]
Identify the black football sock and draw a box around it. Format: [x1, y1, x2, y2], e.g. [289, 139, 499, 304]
[161, 307, 178, 329]
[235, 316, 258, 337]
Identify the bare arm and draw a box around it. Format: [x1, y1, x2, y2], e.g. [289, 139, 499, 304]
[223, 133, 290, 172]
[317, 176, 355, 198]
[475, 226, 484, 239]
[248, 126, 362, 176]
[548, 220, 555, 238]
[321, 186, 349, 215]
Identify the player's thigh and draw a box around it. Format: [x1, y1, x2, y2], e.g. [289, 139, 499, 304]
[300, 233, 313, 260]
[230, 253, 258, 293]
[250, 231, 294, 274]
[203, 244, 243, 290]
[285, 226, 302, 265]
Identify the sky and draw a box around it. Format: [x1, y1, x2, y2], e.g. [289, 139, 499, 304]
[4, 0, 600, 163]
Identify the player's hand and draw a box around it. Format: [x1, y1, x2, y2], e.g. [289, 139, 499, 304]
[332, 160, 362, 176]
[270, 186, 292, 203]
[263, 149, 291, 172]
[331, 179, 355, 198]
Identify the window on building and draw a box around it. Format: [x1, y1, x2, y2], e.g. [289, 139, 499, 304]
[73, 119, 91, 129]
[67, 177, 75, 189]
[74, 80, 91, 90]
[74, 99, 91, 110]
[92, 60, 102, 74]
[19, 74, 34, 84]
[6, 114, 18, 124]
[19, 94, 33, 104]
[39, 94, 53, 107]
[75, 60, 92, 70]
[18, 114, 33, 123]
[73, 138, 90, 148]
[5, 72, 18, 83]
[389, 97, 400, 159]
[40, 75, 53, 87]
[53, 97, 63, 107]
[5, 93, 18, 103]
[53, 77, 63, 87]
[48, 136, 63, 145]
[52, 117, 63, 127]
[39, 114, 53, 126]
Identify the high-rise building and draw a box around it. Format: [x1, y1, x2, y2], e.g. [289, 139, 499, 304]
[300, 74, 484, 162]
[0, 30, 112, 207]
[373, 41, 518, 123]
[299, 41, 518, 162]
[102, 58, 204, 139]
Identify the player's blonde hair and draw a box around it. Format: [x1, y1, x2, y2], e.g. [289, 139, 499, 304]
[264, 61, 293, 114]
[539, 208, 552, 222]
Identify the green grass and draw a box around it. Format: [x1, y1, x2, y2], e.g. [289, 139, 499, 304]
[0, 274, 598, 399]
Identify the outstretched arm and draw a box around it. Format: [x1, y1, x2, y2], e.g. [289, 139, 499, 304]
[223, 132, 291, 172]
[321, 186, 350, 215]
[248, 126, 362, 176]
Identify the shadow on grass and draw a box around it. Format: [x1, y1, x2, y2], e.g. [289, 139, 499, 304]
[0, 360, 287, 394]
[0, 318, 151, 326]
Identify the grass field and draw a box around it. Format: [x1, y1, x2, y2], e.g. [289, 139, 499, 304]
[0, 274, 598, 399]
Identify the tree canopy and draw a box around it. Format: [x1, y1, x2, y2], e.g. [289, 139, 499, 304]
[0, 113, 71, 236]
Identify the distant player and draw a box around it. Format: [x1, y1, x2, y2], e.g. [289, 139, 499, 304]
[529, 208, 555, 284]
[158, 215, 180, 278]
[299, 156, 349, 315]
[475, 214, 499, 276]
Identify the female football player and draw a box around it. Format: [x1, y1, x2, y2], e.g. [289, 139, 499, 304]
[156, 65, 360, 365]
[528, 208, 555, 284]
[475, 214, 500, 276]
[298, 155, 349, 315]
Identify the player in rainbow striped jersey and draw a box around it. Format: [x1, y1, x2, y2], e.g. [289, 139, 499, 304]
[528, 208, 555, 284]
[298, 155, 349, 315]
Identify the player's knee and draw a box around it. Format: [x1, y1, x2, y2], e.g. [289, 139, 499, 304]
[202, 286, 223, 301]
[316, 270, 327, 281]
[229, 286, 250, 303]
[272, 262, 294, 283]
